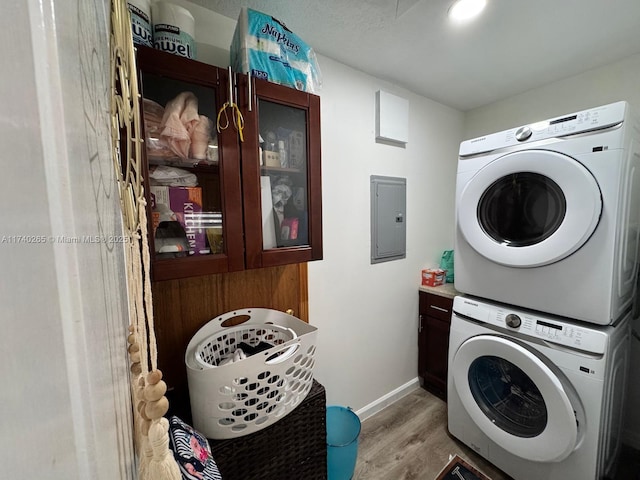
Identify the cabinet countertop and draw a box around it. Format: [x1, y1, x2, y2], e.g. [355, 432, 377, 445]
[419, 283, 459, 299]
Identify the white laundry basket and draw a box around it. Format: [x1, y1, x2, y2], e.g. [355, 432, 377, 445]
[185, 308, 318, 439]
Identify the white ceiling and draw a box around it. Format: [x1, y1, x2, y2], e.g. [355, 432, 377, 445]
[190, 0, 640, 111]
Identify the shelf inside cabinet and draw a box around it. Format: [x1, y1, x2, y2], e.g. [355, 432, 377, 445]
[147, 157, 220, 169]
[260, 165, 302, 175]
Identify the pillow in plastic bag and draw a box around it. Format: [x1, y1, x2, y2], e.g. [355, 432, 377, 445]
[168, 416, 222, 480]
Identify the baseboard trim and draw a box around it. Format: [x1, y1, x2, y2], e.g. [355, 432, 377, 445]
[355, 377, 421, 422]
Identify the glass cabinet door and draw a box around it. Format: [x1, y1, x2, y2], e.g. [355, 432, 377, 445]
[259, 100, 309, 247]
[240, 76, 323, 269]
[136, 46, 245, 280]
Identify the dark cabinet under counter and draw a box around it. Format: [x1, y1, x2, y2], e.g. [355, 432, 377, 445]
[418, 286, 457, 401]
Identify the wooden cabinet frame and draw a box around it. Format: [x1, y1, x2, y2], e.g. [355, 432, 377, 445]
[135, 46, 323, 279]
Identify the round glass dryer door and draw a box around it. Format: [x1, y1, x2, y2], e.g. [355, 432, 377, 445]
[451, 335, 580, 462]
[478, 173, 566, 248]
[458, 150, 602, 267]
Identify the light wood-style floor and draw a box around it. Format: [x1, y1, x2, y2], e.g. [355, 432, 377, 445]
[353, 386, 640, 480]
[354, 387, 512, 479]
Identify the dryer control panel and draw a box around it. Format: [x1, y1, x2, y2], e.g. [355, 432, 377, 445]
[459, 101, 627, 157]
[453, 296, 608, 354]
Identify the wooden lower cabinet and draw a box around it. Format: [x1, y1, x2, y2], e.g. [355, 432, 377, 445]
[418, 290, 453, 401]
[153, 263, 309, 422]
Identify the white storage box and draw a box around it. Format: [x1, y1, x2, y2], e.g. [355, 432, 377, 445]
[185, 308, 318, 439]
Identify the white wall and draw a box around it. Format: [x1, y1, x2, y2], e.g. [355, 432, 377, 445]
[1, 0, 134, 477]
[462, 53, 640, 447]
[464, 53, 640, 140]
[308, 56, 463, 413]
[158, 0, 235, 67]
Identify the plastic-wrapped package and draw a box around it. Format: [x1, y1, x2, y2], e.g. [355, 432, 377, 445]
[159, 91, 199, 159]
[231, 7, 322, 93]
[143, 96, 217, 166]
[149, 165, 198, 187]
[143, 98, 176, 160]
[440, 250, 455, 283]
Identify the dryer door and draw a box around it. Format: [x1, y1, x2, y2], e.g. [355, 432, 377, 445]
[458, 149, 602, 267]
[451, 334, 580, 463]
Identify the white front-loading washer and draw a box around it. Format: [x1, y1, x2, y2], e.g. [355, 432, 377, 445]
[455, 101, 640, 325]
[447, 295, 630, 480]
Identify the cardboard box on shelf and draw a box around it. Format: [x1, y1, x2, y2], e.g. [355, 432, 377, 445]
[263, 150, 281, 167]
[421, 268, 447, 287]
[150, 186, 209, 255]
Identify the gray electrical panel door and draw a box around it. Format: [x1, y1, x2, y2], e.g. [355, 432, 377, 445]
[371, 175, 406, 263]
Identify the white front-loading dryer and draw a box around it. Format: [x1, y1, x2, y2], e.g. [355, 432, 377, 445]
[448, 295, 630, 480]
[455, 101, 640, 325]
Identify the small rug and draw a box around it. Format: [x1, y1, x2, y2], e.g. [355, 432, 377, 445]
[435, 454, 492, 480]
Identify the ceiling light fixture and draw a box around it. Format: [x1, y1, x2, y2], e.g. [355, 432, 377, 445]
[448, 0, 487, 22]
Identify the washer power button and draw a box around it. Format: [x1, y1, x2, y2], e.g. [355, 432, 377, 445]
[505, 314, 522, 328]
[515, 126, 532, 141]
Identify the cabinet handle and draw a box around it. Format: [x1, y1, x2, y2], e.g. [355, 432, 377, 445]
[430, 305, 449, 313]
[227, 66, 233, 106]
[248, 74, 253, 112]
[419, 314, 423, 333]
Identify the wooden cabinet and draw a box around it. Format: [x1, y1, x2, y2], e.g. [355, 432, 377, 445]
[238, 76, 323, 269]
[418, 290, 453, 400]
[135, 46, 322, 281]
[134, 46, 320, 419]
[153, 264, 309, 421]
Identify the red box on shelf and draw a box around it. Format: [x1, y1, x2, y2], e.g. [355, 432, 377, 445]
[421, 268, 447, 287]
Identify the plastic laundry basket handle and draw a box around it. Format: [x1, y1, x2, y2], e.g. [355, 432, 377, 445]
[265, 341, 300, 365]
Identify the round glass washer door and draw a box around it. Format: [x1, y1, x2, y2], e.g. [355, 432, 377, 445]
[458, 149, 602, 267]
[451, 335, 579, 462]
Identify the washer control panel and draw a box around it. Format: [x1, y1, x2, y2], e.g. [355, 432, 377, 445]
[459, 101, 626, 156]
[514, 126, 532, 142]
[453, 296, 607, 354]
[505, 313, 522, 328]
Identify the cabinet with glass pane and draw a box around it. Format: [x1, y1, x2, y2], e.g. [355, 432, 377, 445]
[238, 75, 322, 269]
[135, 46, 322, 280]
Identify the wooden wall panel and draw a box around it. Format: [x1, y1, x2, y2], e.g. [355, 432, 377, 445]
[152, 263, 308, 420]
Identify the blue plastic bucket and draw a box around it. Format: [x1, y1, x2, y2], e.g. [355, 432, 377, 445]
[326, 406, 361, 480]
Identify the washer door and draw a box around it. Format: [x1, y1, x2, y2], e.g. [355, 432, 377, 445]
[452, 335, 579, 462]
[458, 150, 602, 267]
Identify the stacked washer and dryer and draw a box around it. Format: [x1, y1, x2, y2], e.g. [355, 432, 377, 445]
[448, 101, 640, 480]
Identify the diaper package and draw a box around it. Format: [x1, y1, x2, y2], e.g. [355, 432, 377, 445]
[230, 7, 322, 93]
